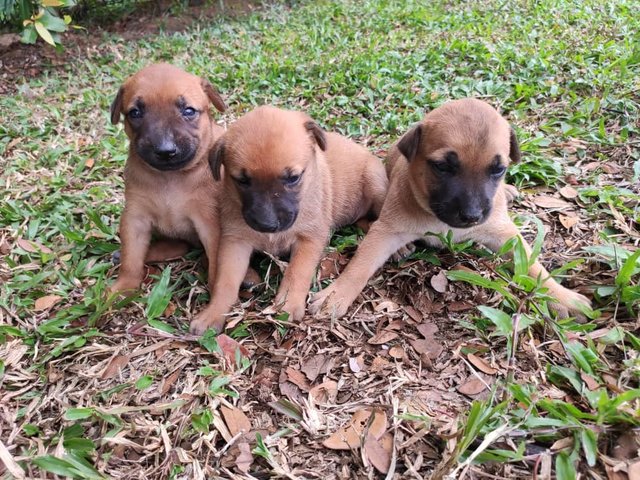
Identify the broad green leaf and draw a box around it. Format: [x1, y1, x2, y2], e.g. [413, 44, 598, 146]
[32, 456, 79, 478]
[135, 375, 153, 390]
[555, 452, 577, 480]
[34, 21, 56, 46]
[478, 306, 513, 336]
[64, 408, 95, 420]
[580, 429, 597, 467]
[146, 267, 172, 322]
[147, 318, 177, 334]
[616, 249, 640, 287]
[21, 24, 38, 44]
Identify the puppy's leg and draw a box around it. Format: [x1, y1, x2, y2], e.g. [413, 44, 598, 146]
[192, 215, 221, 294]
[479, 220, 591, 317]
[110, 211, 152, 293]
[190, 238, 252, 335]
[309, 224, 418, 318]
[273, 236, 327, 321]
[145, 239, 190, 262]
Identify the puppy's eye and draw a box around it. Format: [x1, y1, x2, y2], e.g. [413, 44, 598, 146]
[283, 173, 302, 186]
[490, 164, 507, 177]
[430, 161, 454, 175]
[128, 108, 143, 119]
[182, 107, 197, 118]
[233, 175, 251, 187]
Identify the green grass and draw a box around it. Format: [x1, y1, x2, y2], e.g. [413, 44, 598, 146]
[1, 0, 639, 478]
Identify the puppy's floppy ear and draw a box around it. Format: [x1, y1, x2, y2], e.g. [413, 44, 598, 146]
[201, 79, 227, 113]
[304, 120, 327, 151]
[208, 138, 225, 181]
[397, 124, 422, 162]
[509, 127, 521, 163]
[110, 86, 124, 125]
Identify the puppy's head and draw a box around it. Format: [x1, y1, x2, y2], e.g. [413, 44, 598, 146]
[110, 63, 226, 172]
[398, 98, 520, 228]
[208, 106, 326, 233]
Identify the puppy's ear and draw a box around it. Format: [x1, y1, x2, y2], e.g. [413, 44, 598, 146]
[397, 124, 422, 162]
[208, 139, 225, 181]
[509, 127, 521, 163]
[304, 120, 327, 151]
[201, 79, 227, 113]
[110, 86, 124, 125]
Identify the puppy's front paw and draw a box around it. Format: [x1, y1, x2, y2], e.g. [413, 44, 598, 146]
[548, 287, 592, 322]
[190, 307, 226, 336]
[390, 243, 416, 262]
[280, 299, 306, 322]
[108, 276, 142, 295]
[309, 285, 353, 319]
[504, 184, 520, 205]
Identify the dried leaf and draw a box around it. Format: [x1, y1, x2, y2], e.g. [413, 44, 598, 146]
[220, 405, 251, 437]
[374, 300, 400, 312]
[550, 436, 574, 451]
[322, 409, 387, 450]
[457, 378, 487, 396]
[286, 367, 311, 391]
[301, 355, 333, 382]
[368, 330, 398, 345]
[467, 353, 497, 375]
[235, 442, 253, 473]
[416, 322, 438, 338]
[430, 270, 448, 293]
[558, 214, 580, 229]
[318, 252, 343, 280]
[532, 195, 572, 209]
[349, 357, 362, 373]
[309, 380, 338, 404]
[162, 302, 177, 317]
[160, 368, 182, 395]
[364, 432, 393, 474]
[389, 346, 404, 359]
[216, 334, 250, 364]
[100, 355, 129, 380]
[559, 185, 578, 199]
[409, 338, 443, 360]
[34, 295, 62, 311]
[17, 238, 52, 254]
[84, 157, 95, 169]
[269, 398, 303, 421]
[580, 372, 600, 391]
[403, 305, 423, 322]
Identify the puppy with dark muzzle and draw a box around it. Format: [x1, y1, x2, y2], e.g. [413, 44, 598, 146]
[109, 63, 226, 294]
[189, 106, 388, 335]
[310, 98, 591, 318]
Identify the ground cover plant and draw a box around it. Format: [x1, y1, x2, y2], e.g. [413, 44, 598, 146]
[1, 0, 639, 478]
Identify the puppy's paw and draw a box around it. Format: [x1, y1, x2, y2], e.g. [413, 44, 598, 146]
[280, 299, 306, 322]
[309, 285, 353, 319]
[190, 308, 226, 336]
[390, 243, 416, 262]
[548, 288, 592, 322]
[108, 276, 142, 295]
[504, 184, 520, 205]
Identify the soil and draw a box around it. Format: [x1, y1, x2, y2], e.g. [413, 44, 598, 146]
[0, 0, 262, 95]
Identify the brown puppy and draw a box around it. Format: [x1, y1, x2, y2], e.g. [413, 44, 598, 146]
[109, 63, 226, 293]
[310, 98, 591, 318]
[189, 106, 388, 334]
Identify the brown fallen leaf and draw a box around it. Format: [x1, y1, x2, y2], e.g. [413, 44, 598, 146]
[301, 354, 333, 382]
[457, 378, 487, 396]
[559, 185, 578, 199]
[416, 322, 438, 339]
[309, 380, 338, 404]
[34, 295, 62, 311]
[403, 305, 423, 322]
[467, 353, 497, 375]
[323, 409, 387, 450]
[100, 355, 129, 380]
[532, 195, 572, 209]
[286, 367, 311, 391]
[216, 334, 250, 364]
[162, 302, 177, 317]
[559, 214, 580, 229]
[388, 346, 404, 359]
[84, 157, 95, 169]
[550, 436, 574, 451]
[430, 270, 448, 293]
[17, 238, 53, 254]
[364, 432, 393, 474]
[160, 368, 182, 396]
[220, 405, 251, 437]
[349, 357, 363, 373]
[409, 338, 443, 360]
[580, 372, 600, 391]
[374, 300, 400, 312]
[235, 442, 253, 473]
[368, 330, 399, 345]
[318, 252, 343, 281]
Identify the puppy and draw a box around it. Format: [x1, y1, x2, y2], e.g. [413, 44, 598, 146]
[310, 98, 591, 319]
[109, 63, 226, 294]
[189, 106, 388, 334]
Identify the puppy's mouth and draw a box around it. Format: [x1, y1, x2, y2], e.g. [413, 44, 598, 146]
[136, 140, 198, 171]
[243, 211, 298, 233]
[431, 204, 491, 229]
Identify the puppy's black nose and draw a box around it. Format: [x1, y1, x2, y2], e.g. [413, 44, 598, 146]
[459, 209, 483, 225]
[154, 141, 177, 160]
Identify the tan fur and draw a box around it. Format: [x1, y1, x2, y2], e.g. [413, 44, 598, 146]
[109, 63, 226, 294]
[310, 98, 591, 319]
[190, 106, 388, 334]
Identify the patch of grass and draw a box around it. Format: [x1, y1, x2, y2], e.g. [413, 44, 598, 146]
[1, 0, 639, 478]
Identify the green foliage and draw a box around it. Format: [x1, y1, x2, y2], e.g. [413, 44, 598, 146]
[2, 0, 76, 46]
